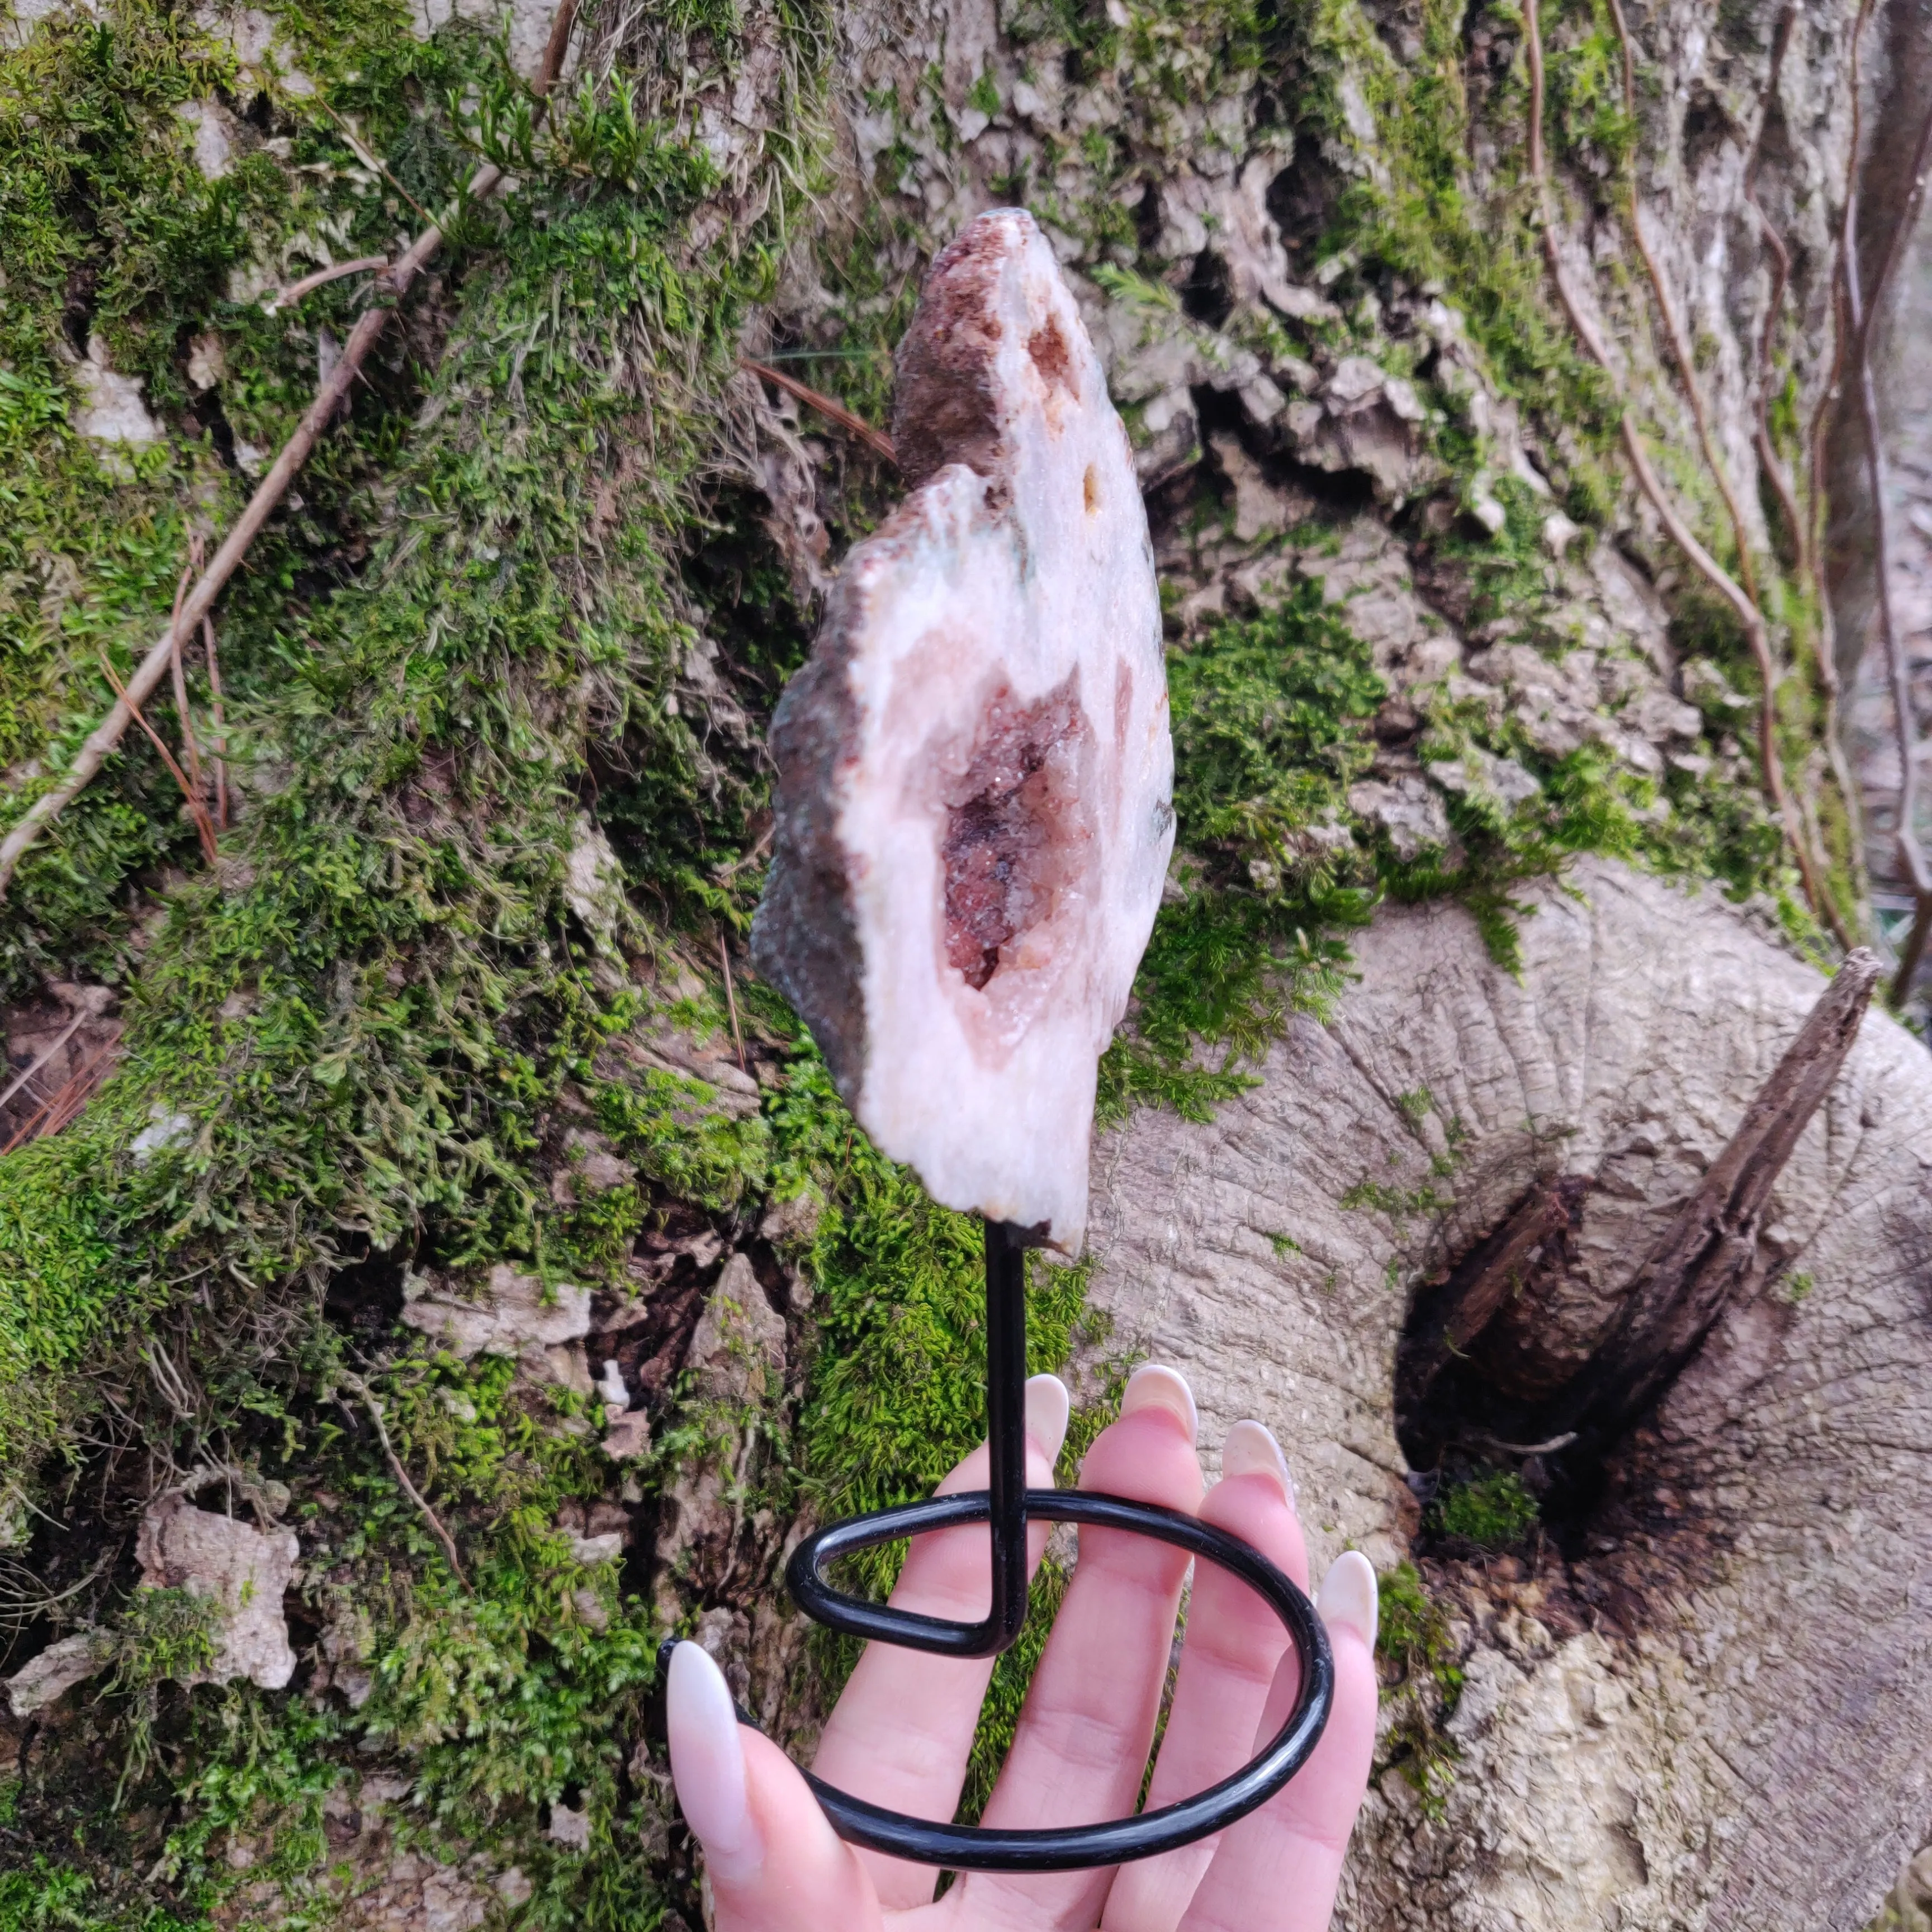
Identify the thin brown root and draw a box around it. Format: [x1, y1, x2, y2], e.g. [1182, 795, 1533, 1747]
[98, 653, 219, 866]
[166, 561, 207, 811]
[203, 614, 229, 831]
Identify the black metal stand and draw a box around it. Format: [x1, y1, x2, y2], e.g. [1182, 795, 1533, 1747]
[784, 1218, 1335, 1872]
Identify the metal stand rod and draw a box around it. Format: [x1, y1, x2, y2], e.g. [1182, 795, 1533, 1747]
[981, 1215, 1030, 1652]
[779, 1215, 1336, 1870]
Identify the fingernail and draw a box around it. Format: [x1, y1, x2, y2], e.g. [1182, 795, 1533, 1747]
[1121, 1363, 1197, 1442]
[1317, 1550, 1379, 1647]
[1222, 1419, 1294, 1503]
[667, 1642, 761, 1882]
[1025, 1373, 1071, 1464]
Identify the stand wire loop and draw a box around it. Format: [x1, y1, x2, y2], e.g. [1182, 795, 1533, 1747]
[783, 1219, 1336, 1872]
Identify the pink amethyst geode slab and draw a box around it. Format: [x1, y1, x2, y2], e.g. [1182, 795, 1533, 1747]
[751, 209, 1173, 1251]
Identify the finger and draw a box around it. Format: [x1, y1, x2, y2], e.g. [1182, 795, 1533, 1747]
[1178, 1553, 1380, 1932]
[960, 1365, 1206, 1931]
[1103, 1420, 1308, 1932]
[667, 1640, 883, 1932]
[811, 1372, 1069, 1909]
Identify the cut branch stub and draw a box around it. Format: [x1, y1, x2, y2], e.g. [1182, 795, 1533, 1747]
[1402, 947, 1882, 1460]
[1576, 945, 1881, 1437]
[752, 210, 1172, 1250]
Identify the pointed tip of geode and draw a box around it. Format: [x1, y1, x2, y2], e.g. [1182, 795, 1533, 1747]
[755, 209, 1172, 1250]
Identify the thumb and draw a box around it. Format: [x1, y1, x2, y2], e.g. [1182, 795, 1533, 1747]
[666, 1640, 884, 1932]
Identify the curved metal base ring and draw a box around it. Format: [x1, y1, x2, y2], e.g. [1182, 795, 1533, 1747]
[785, 1486, 1334, 1872]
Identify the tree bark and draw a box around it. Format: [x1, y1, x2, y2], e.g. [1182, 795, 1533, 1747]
[1085, 858, 1932, 1932]
[6, 0, 1931, 1924]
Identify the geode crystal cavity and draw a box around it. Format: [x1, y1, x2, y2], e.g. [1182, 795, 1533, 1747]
[751, 209, 1173, 1251]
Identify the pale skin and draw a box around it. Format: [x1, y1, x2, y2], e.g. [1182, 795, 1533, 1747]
[666, 1363, 1381, 1932]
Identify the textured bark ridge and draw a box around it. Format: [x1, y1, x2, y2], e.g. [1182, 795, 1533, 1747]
[753, 209, 1172, 1248]
[1082, 858, 1932, 1931]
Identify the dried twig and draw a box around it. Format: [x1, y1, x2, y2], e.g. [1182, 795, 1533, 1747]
[740, 356, 898, 465]
[718, 927, 747, 1073]
[311, 98, 435, 228]
[0, 0, 581, 900]
[338, 1374, 469, 1589]
[1522, 0, 1839, 937]
[1472, 1429, 1578, 1457]
[262, 255, 391, 316]
[1576, 949, 1879, 1437]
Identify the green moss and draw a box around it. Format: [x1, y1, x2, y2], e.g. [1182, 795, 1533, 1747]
[0, 3, 500, 1000]
[1100, 578, 1380, 1120]
[1374, 1559, 1463, 1815]
[1428, 1469, 1539, 1549]
[0, 0, 1858, 1911]
[0, 1862, 207, 1932]
[0, 0, 817, 1916]
[1288, 0, 1622, 496]
[1544, 0, 1637, 175]
[1778, 1268, 1815, 1306]
[1341, 1176, 1451, 1224]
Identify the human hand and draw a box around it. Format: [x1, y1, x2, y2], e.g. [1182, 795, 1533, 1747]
[667, 1363, 1380, 1931]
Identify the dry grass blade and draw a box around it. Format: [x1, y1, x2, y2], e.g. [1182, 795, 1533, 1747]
[203, 614, 229, 831]
[2, 1040, 117, 1153]
[718, 927, 747, 1073]
[311, 98, 434, 227]
[0, 1010, 85, 1119]
[740, 356, 898, 465]
[165, 560, 206, 811]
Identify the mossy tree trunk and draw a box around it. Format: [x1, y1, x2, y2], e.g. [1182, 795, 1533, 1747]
[0, 0, 1927, 1929]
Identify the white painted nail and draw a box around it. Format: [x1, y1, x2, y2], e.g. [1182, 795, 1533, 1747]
[1317, 1550, 1379, 1647]
[1025, 1373, 1071, 1464]
[1121, 1363, 1197, 1442]
[667, 1642, 762, 1882]
[1223, 1419, 1294, 1503]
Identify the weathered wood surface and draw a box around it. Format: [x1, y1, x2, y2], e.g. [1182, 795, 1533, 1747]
[1084, 857, 1932, 1931]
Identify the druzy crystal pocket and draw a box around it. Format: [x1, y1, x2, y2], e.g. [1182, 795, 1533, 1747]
[753, 209, 1173, 1250]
